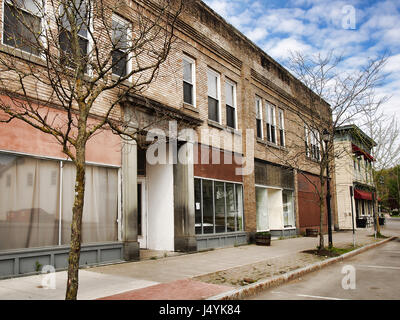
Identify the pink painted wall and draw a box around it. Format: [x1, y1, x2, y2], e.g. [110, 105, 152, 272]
[0, 103, 121, 166]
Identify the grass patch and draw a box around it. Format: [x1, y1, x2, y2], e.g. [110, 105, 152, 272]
[368, 232, 389, 239]
[303, 245, 359, 257]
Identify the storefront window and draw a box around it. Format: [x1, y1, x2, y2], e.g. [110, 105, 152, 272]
[226, 183, 235, 232]
[0, 154, 59, 250]
[0, 152, 119, 251]
[202, 179, 214, 234]
[194, 178, 244, 235]
[61, 163, 118, 244]
[236, 185, 244, 231]
[256, 187, 269, 231]
[194, 179, 202, 235]
[283, 190, 295, 228]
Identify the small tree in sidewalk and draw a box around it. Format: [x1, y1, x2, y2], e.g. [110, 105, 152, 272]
[0, 0, 188, 299]
[268, 50, 388, 251]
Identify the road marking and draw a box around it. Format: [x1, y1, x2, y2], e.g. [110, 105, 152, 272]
[296, 294, 349, 300]
[356, 265, 400, 270]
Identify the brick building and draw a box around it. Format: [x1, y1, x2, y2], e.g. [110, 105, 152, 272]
[0, 0, 334, 278]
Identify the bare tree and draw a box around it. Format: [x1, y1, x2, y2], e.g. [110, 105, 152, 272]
[359, 110, 400, 171]
[0, 0, 188, 299]
[269, 50, 387, 250]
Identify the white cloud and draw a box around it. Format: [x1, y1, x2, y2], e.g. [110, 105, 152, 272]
[264, 37, 313, 60]
[245, 27, 268, 42]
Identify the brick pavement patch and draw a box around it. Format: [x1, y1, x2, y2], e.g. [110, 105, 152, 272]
[193, 253, 325, 287]
[97, 279, 232, 300]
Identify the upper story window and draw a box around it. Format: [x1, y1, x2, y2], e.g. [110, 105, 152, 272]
[255, 96, 263, 139]
[3, 0, 43, 55]
[207, 68, 220, 123]
[305, 126, 320, 161]
[225, 79, 237, 129]
[112, 14, 130, 78]
[266, 103, 276, 144]
[183, 55, 195, 106]
[59, 0, 89, 69]
[278, 108, 285, 147]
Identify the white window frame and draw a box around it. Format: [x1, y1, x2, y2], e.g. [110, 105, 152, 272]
[305, 125, 321, 161]
[1, 0, 46, 58]
[111, 13, 132, 82]
[304, 125, 310, 157]
[182, 54, 196, 107]
[225, 78, 237, 129]
[255, 96, 263, 139]
[207, 68, 221, 124]
[278, 108, 285, 147]
[58, 0, 93, 75]
[266, 102, 276, 144]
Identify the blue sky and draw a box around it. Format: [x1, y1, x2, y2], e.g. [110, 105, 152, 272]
[203, 0, 400, 120]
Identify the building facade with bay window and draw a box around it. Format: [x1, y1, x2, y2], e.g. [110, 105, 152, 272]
[333, 125, 377, 230]
[0, 0, 334, 278]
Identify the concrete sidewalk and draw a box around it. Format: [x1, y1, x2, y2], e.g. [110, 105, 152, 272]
[0, 226, 397, 300]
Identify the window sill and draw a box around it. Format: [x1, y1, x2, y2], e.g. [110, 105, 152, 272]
[256, 137, 267, 145]
[306, 157, 321, 164]
[207, 119, 224, 130]
[183, 103, 199, 113]
[111, 74, 133, 86]
[266, 141, 280, 150]
[225, 126, 242, 136]
[0, 43, 46, 67]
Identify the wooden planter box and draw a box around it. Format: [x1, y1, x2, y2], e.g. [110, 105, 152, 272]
[255, 233, 271, 246]
[356, 218, 367, 228]
[305, 228, 318, 237]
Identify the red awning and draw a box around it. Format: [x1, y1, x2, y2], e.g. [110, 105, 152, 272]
[354, 189, 373, 201]
[352, 144, 375, 161]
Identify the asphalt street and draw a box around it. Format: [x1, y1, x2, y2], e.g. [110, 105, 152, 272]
[248, 217, 400, 300]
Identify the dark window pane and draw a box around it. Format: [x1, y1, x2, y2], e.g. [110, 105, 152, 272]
[195, 179, 202, 235]
[3, 3, 41, 55]
[202, 179, 214, 234]
[112, 49, 127, 77]
[256, 119, 262, 138]
[267, 124, 271, 141]
[214, 182, 225, 233]
[137, 184, 142, 236]
[280, 129, 285, 146]
[226, 105, 235, 128]
[208, 96, 219, 122]
[183, 82, 193, 105]
[271, 125, 276, 143]
[59, 29, 88, 70]
[137, 148, 146, 176]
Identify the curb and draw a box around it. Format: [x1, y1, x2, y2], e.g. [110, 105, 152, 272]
[206, 236, 397, 300]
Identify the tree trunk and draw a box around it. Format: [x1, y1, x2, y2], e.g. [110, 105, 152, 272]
[319, 178, 326, 251]
[65, 145, 86, 300]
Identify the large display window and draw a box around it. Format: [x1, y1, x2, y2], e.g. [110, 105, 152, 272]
[194, 178, 243, 235]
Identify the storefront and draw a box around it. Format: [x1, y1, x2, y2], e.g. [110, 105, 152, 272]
[354, 188, 375, 228]
[254, 161, 296, 237]
[0, 106, 123, 278]
[193, 144, 247, 250]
